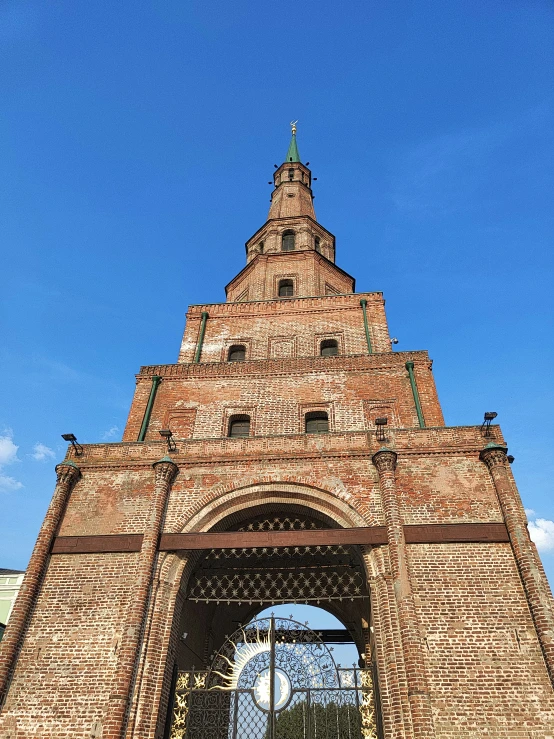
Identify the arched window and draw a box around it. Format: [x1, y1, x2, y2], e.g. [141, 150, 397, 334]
[278, 279, 294, 297]
[258, 241, 264, 254]
[305, 411, 329, 434]
[228, 345, 246, 362]
[282, 231, 295, 252]
[228, 415, 250, 438]
[314, 237, 321, 253]
[288, 168, 294, 181]
[320, 339, 338, 357]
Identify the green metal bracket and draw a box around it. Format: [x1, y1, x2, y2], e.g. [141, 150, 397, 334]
[405, 361, 425, 428]
[359, 299, 373, 354]
[193, 312, 209, 364]
[138, 375, 162, 441]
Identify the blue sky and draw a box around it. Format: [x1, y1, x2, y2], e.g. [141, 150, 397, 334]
[1, 0, 553, 602]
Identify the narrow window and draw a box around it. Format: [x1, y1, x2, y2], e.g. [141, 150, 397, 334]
[278, 279, 294, 297]
[282, 231, 295, 251]
[305, 411, 329, 434]
[228, 415, 250, 438]
[228, 345, 246, 362]
[288, 168, 294, 180]
[314, 237, 321, 253]
[258, 241, 264, 254]
[320, 339, 338, 357]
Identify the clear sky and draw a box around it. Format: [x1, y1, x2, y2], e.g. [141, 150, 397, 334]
[1, 0, 553, 599]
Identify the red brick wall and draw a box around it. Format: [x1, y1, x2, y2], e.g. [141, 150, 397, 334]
[0, 554, 139, 738]
[178, 292, 389, 363]
[123, 353, 443, 443]
[410, 543, 554, 736]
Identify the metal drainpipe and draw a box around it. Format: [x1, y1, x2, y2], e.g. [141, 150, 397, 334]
[405, 361, 425, 428]
[359, 299, 373, 354]
[137, 375, 162, 441]
[193, 311, 209, 363]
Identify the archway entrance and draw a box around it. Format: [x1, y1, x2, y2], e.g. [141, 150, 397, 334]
[164, 506, 380, 739]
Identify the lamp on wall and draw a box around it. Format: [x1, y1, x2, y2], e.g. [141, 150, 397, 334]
[159, 429, 176, 452]
[61, 433, 84, 456]
[480, 412, 498, 437]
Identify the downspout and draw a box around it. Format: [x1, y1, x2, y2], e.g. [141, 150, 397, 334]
[137, 375, 162, 441]
[193, 311, 209, 363]
[405, 361, 425, 428]
[359, 299, 373, 354]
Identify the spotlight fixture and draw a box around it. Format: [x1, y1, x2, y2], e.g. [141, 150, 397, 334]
[507, 455, 515, 464]
[61, 433, 83, 456]
[480, 411, 498, 437]
[159, 429, 176, 452]
[375, 417, 388, 442]
[390, 337, 399, 345]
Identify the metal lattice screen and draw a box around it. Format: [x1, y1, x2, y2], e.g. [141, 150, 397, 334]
[186, 515, 368, 606]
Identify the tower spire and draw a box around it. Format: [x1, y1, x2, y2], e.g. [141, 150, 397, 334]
[286, 120, 300, 163]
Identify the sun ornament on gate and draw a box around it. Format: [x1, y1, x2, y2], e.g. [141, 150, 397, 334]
[207, 617, 341, 694]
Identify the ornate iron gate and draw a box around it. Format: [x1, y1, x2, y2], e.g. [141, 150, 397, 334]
[169, 617, 377, 739]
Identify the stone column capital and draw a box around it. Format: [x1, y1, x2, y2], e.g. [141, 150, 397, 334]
[372, 447, 397, 473]
[54, 461, 81, 486]
[153, 456, 179, 485]
[479, 443, 509, 471]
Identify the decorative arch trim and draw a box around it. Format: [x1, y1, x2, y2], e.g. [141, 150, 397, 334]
[173, 480, 371, 536]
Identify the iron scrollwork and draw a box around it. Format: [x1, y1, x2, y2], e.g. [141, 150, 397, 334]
[168, 617, 378, 739]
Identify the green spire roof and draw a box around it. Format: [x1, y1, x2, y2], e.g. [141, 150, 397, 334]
[285, 122, 300, 163]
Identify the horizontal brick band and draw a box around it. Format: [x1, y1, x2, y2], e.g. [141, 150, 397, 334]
[51, 534, 144, 554]
[403, 522, 509, 544]
[51, 522, 509, 555]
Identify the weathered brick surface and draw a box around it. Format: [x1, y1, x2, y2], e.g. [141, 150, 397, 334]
[0, 554, 138, 738]
[410, 543, 554, 737]
[2, 148, 553, 738]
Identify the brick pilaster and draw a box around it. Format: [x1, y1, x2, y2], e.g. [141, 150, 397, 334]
[103, 457, 178, 739]
[365, 548, 414, 738]
[480, 443, 554, 686]
[0, 460, 81, 705]
[372, 448, 435, 738]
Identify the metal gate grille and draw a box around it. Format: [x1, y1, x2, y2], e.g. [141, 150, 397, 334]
[169, 617, 377, 739]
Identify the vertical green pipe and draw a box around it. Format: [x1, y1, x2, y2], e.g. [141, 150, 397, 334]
[138, 375, 162, 441]
[405, 361, 425, 428]
[359, 299, 373, 354]
[193, 311, 209, 363]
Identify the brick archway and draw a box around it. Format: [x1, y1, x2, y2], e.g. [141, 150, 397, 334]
[132, 481, 374, 739]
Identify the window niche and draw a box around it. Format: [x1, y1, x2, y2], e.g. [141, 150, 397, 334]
[228, 415, 251, 438]
[320, 339, 338, 357]
[305, 411, 329, 434]
[278, 279, 294, 298]
[281, 231, 295, 252]
[228, 345, 246, 362]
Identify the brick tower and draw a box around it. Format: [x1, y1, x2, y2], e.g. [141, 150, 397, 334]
[1, 126, 554, 739]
